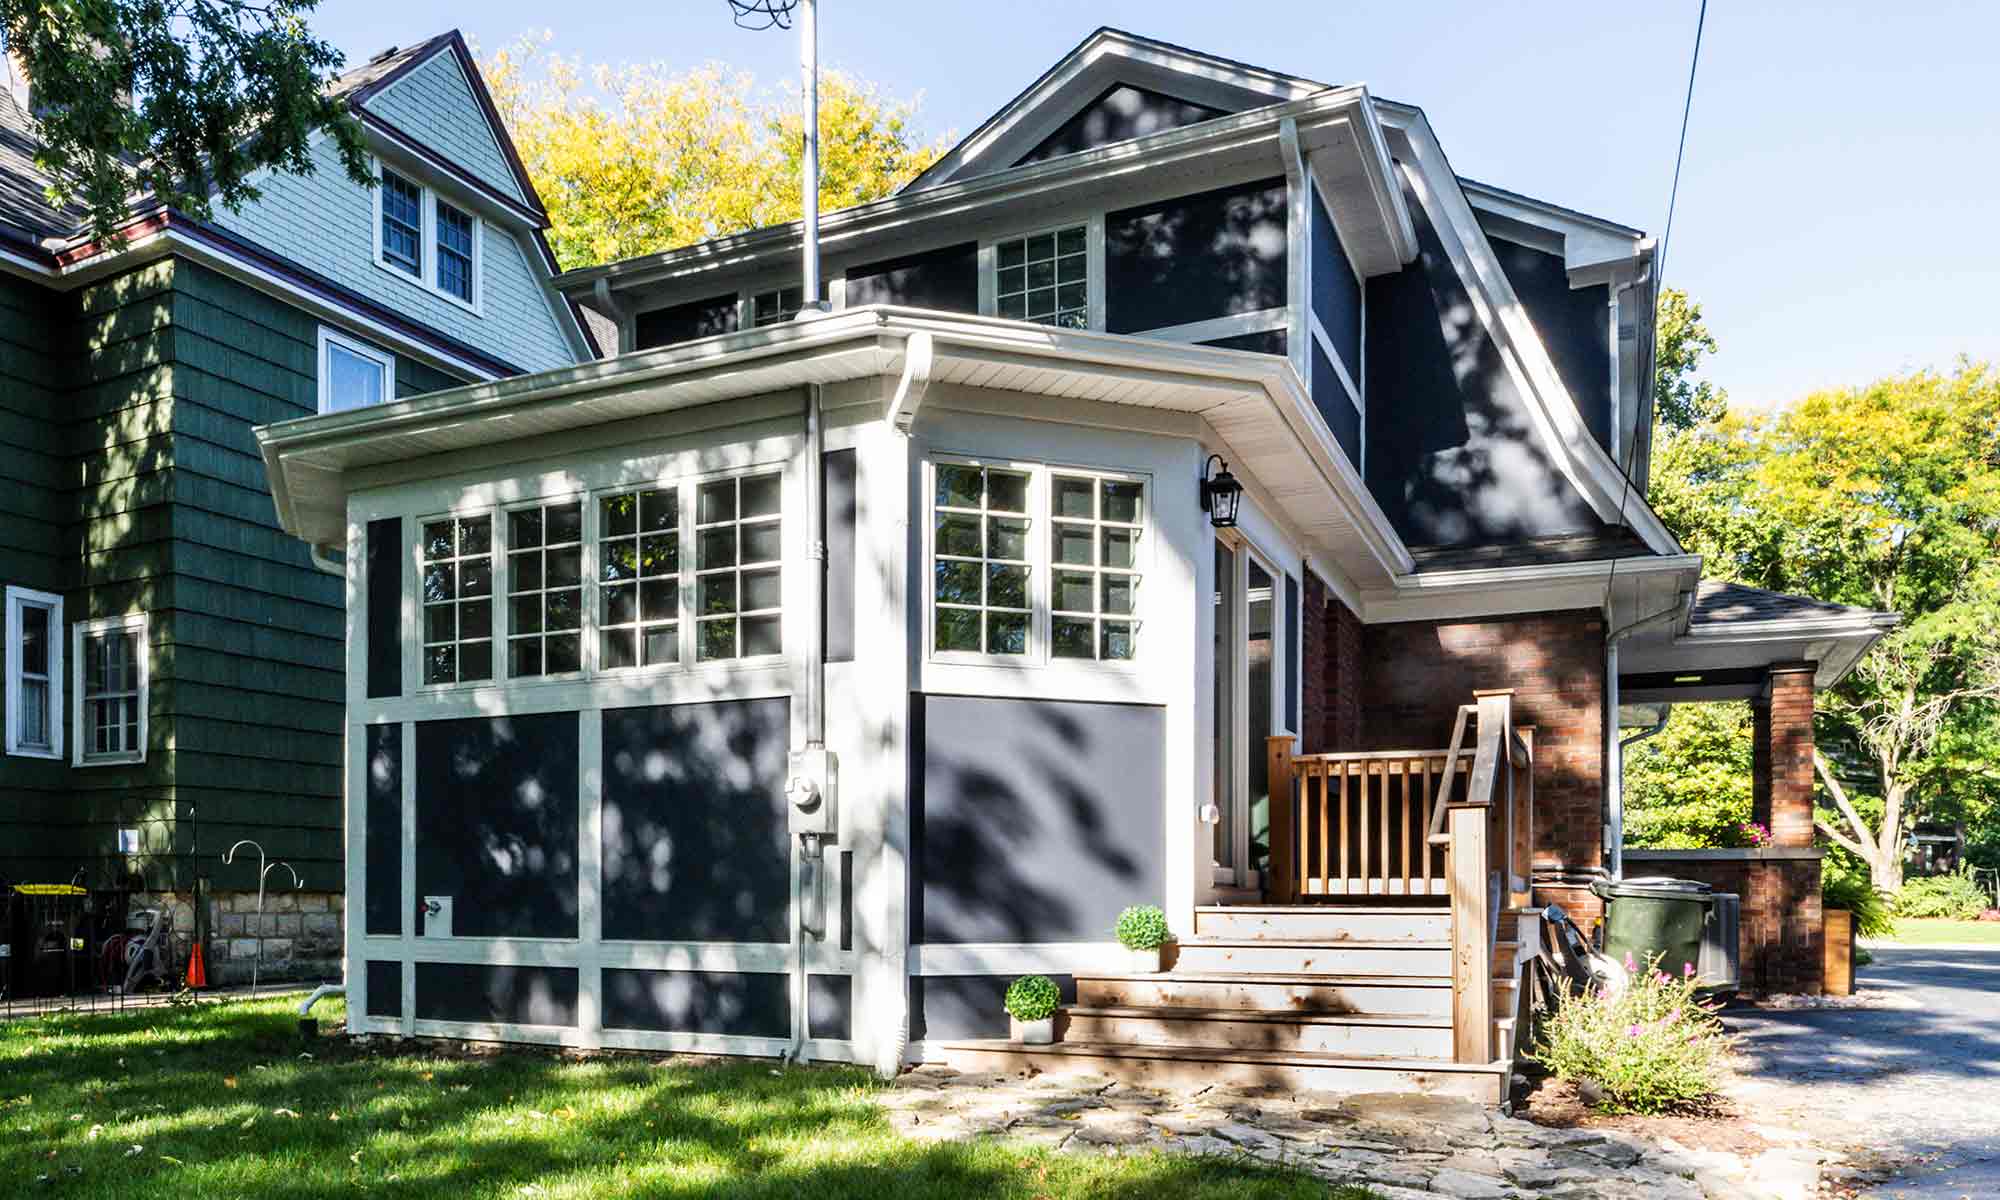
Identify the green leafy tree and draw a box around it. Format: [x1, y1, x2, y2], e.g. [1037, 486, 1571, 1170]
[1, 0, 368, 246]
[1623, 703, 1755, 849]
[1653, 287, 1726, 431]
[481, 33, 946, 268]
[1652, 363, 2000, 890]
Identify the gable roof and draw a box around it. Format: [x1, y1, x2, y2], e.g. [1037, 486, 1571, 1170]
[904, 27, 1327, 192]
[1690, 581, 1884, 628]
[0, 90, 84, 247]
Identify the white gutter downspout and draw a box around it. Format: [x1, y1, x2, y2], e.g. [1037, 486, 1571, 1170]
[783, 380, 832, 1065]
[1604, 586, 1693, 878]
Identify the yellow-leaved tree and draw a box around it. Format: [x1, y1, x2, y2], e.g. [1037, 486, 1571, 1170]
[482, 34, 948, 270]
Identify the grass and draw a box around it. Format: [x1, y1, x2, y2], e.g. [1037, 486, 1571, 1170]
[1885, 918, 2000, 945]
[0, 998, 1374, 1199]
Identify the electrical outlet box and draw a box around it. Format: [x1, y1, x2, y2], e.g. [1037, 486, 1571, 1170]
[118, 828, 140, 855]
[423, 895, 453, 939]
[785, 747, 838, 837]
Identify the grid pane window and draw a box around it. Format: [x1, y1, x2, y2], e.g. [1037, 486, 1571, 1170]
[81, 628, 141, 758]
[598, 488, 680, 669]
[694, 473, 783, 661]
[436, 201, 474, 302]
[421, 514, 493, 684]
[932, 464, 1032, 655]
[507, 500, 584, 678]
[380, 170, 422, 276]
[995, 226, 1087, 328]
[753, 286, 804, 327]
[17, 602, 50, 750]
[1050, 475, 1143, 660]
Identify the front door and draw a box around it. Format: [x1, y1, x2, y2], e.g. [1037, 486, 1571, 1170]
[1211, 538, 1279, 888]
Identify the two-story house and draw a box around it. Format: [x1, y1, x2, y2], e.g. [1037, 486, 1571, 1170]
[258, 30, 1892, 1095]
[0, 30, 590, 988]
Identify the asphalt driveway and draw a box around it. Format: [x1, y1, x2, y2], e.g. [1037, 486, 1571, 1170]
[1724, 944, 2000, 1198]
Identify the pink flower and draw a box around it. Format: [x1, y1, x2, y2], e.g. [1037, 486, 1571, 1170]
[1627, 1024, 1643, 1037]
[1684, 962, 1697, 977]
[1624, 952, 1638, 972]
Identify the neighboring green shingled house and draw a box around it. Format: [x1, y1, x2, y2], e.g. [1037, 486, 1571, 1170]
[0, 31, 592, 984]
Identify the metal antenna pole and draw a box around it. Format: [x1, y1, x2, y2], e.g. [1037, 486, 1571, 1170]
[799, 0, 821, 312]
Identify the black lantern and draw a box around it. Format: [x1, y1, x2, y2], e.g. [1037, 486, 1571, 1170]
[1199, 454, 1243, 528]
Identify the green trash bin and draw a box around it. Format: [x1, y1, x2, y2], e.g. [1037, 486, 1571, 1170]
[1591, 877, 1713, 979]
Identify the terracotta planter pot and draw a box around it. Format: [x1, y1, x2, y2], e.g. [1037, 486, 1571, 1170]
[1010, 1016, 1055, 1045]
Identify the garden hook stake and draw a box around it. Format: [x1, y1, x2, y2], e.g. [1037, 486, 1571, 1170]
[222, 840, 303, 996]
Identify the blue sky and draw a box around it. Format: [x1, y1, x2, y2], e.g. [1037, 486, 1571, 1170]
[315, 1, 1999, 412]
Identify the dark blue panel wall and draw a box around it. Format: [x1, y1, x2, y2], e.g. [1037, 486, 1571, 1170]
[844, 243, 979, 313]
[366, 519, 401, 698]
[1479, 225, 1614, 452]
[914, 695, 1165, 943]
[1310, 189, 1362, 384]
[415, 963, 578, 1026]
[634, 294, 740, 350]
[365, 960, 400, 1018]
[1313, 340, 1361, 467]
[414, 713, 579, 939]
[1364, 171, 1605, 549]
[911, 974, 1077, 1041]
[823, 449, 856, 663]
[364, 723, 401, 937]
[1016, 84, 1225, 165]
[1105, 178, 1287, 334]
[1284, 574, 1300, 734]
[600, 697, 791, 942]
[602, 969, 789, 1037]
[808, 974, 851, 1041]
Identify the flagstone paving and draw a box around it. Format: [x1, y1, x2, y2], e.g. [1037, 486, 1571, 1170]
[881, 1066, 1825, 1199]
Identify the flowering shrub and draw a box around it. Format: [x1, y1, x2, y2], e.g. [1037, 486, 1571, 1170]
[1725, 820, 1772, 849]
[1536, 955, 1732, 1114]
[1003, 975, 1060, 1022]
[1114, 905, 1172, 951]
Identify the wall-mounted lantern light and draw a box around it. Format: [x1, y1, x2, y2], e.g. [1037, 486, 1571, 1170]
[1199, 454, 1243, 528]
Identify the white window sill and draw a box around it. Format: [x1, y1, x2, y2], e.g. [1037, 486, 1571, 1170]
[75, 753, 146, 768]
[5, 746, 61, 760]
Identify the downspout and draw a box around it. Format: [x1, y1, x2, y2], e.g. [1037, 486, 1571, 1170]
[1604, 586, 1692, 878]
[785, 379, 832, 1064]
[309, 545, 343, 577]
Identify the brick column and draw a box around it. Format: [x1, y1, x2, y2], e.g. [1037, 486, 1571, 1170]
[1753, 664, 1817, 848]
[1300, 574, 1330, 753]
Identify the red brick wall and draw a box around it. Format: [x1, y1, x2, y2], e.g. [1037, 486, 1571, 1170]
[1624, 851, 1825, 994]
[1299, 575, 1363, 754]
[1761, 665, 1816, 848]
[1357, 610, 1606, 872]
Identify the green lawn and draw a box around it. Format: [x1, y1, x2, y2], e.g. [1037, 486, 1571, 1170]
[1, 997, 1371, 1199]
[1886, 917, 2000, 945]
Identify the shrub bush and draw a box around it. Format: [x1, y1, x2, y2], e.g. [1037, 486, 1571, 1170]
[1003, 975, 1060, 1022]
[1822, 864, 1895, 939]
[1893, 870, 1990, 920]
[1114, 904, 1171, 951]
[1536, 955, 1732, 1114]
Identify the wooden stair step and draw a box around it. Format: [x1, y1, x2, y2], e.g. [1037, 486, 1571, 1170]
[1192, 905, 1450, 942]
[1078, 971, 1454, 1017]
[1062, 1004, 1454, 1057]
[1171, 938, 1452, 975]
[930, 1039, 1506, 1102]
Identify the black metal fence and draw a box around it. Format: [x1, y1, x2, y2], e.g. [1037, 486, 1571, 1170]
[1, 882, 202, 1019]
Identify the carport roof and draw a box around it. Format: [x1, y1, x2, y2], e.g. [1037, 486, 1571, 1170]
[1620, 581, 1899, 701]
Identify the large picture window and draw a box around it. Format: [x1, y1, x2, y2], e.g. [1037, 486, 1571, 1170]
[421, 514, 494, 685]
[4, 586, 62, 758]
[694, 473, 783, 662]
[73, 614, 146, 765]
[506, 500, 584, 678]
[930, 460, 1146, 664]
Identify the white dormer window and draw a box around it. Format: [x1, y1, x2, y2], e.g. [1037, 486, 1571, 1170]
[982, 220, 1104, 330]
[374, 161, 483, 314]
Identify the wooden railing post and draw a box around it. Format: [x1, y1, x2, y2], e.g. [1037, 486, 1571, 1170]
[1448, 803, 1494, 1063]
[1512, 727, 1536, 908]
[1266, 735, 1297, 903]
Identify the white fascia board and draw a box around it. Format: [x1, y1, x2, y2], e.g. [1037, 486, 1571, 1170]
[1363, 554, 1701, 625]
[1458, 178, 1646, 275]
[557, 86, 1407, 296]
[911, 29, 1326, 191]
[1374, 104, 1679, 559]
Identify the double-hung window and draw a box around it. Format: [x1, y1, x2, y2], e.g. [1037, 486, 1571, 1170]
[73, 614, 146, 765]
[5, 586, 62, 757]
[420, 514, 494, 685]
[995, 225, 1089, 328]
[375, 162, 481, 310]
[929, 460, 1146, 664]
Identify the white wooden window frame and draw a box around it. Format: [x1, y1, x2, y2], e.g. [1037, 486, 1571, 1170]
[372, 158, 485, 316]
[71, 612, 148, 766]
[4, 585, 62, 759]
[416, 510, 497, 689]
[977, 216, 1106, 331]
[502, 496, 588, 682]
[689, 471, 786, 665]
[924, 454, 1150, 672]
[592, 485, 684, 673]
[317, 326, 395, 415]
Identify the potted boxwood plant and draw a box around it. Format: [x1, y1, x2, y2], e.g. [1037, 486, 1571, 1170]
[1115, 904, 1173, 973]
[1004, 974, 1061, 1044]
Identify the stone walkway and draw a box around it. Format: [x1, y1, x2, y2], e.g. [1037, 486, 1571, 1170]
[883, 1066, 1821, 1199]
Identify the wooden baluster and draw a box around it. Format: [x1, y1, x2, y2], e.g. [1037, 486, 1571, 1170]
[1359, 765, 1372, 895]
[1401, 759, 1414, 897]
[1379, 763, 1392, 896]
[1298, 761, 1311, 899]
[1267, 736, 1296, 904]
[1420, 758, 1434, 894]
[1335, 763, 1348, 895]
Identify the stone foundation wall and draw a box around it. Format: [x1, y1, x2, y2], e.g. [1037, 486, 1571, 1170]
[130, 889, 344, 987]
[1623, 849, 1825, 995]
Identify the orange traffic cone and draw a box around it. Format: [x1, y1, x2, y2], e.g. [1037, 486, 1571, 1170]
[186, 940, 208, 989]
